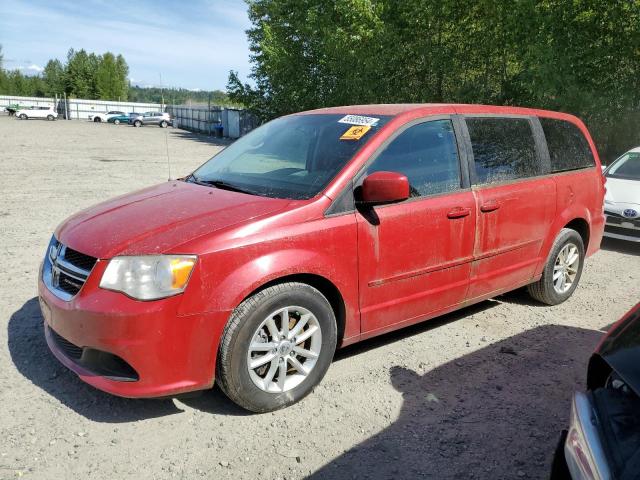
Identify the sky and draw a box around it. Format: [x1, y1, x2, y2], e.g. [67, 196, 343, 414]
[0, 0, 252, 90]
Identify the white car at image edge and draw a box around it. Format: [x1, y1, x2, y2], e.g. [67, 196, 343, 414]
[88, 110, 126, 122]
[603, 147, 640, 242]
[15, 106, 58, 121]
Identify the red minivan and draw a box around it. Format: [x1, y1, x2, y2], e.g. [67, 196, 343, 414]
[39, 104, 605, 412]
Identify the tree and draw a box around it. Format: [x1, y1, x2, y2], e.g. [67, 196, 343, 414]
[43, 59, 65, 96]
[230, 0, 640, 161]
[115, 54, 129, 100]
[65, 49, 96, 98]
[95, 52, 119, 100]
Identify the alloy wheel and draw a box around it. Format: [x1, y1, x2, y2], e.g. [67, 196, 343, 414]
[553, 243, 580, 294]
[246, 306, 322, 393]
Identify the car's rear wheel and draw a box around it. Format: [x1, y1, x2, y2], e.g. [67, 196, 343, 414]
[93, 117, 101, 122]
[527, 228, 585, 305]
[46, 114, 54, 121]
[134, 120, 142, 127]
[19, 114, 27, 120]
[216, 282, 337, 413]
[160, 120, 168, 128]
[114, 119, 120, 125]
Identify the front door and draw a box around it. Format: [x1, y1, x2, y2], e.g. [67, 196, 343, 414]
[356, 118, 476, 336]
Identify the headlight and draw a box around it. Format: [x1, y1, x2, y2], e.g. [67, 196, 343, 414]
[99, 255, 196, 300]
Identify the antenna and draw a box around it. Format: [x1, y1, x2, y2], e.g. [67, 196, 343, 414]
[165, 126, 172, 181]
[160, 72, 172, 181]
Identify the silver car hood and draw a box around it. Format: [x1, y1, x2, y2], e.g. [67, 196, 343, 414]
[604, 177, 640, 207]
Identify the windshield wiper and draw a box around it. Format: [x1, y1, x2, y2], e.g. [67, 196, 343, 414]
[186, 175, 256, 195]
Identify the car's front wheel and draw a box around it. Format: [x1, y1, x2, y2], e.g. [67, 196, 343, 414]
[93, 117, 101, 122]
[113, 119, 120, 125]
[133, 120, 142, 127]
[216, 282, 337, 413]
[527, 228, 585, 305]
[19, 114, 27, 120]
[46, 114, 54, 121]
[160, 120, 168, 128]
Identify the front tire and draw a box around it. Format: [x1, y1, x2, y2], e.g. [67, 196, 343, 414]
[133, 120, 142, 127]
[93, 117, 101, 122]
[216, 282, 337, 413]
[160, 120, 168, 128]
[527, 228, 585, 305]
[19, 114, 27, 120]
[47, 114, 54, 121]
[114, 119, 120, 125]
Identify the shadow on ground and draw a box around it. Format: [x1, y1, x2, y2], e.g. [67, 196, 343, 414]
[170, 128, 234, 148]
[309, 324, 603, 479]
[601, 237, 639, 256]
[7, 297, 247, 423]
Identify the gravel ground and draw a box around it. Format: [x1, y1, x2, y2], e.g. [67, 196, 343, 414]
[0, 115, 638, 480]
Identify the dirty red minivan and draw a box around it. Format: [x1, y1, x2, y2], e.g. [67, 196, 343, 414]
[39, 104, 605, 412]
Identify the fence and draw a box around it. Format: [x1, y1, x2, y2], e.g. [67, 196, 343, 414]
[0, 95, 161, 120]
[0, 95, 260, 138]
[166, 105, 260, 139]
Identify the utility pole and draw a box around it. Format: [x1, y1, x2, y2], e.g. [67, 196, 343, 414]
[159, 73, 164, 111]
[208, 91, 212, 136]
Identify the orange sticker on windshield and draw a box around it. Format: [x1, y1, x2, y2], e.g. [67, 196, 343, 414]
[340, 125, 371, 141]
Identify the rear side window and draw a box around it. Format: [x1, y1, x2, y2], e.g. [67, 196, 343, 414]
[540, 118, 595, 172]
[466, 117, 540, 184]
[365, 119, 461, 197]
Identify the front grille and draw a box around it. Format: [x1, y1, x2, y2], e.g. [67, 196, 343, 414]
[50, 327, 83, 360]
[63, 247, 97, 271]
[42, 237, 97, 300]
[605, 214, 640, 228]
[605, 225, 640, 238]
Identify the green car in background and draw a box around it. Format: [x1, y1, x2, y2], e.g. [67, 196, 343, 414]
[108, 112, 139, 125]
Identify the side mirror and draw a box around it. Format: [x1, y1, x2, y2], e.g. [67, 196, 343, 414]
[360, 171, 410, 204]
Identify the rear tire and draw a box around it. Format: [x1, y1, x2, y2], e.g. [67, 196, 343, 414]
[160, 120, 168, 128]
[19, 114, 27, 120]
[93, 117, 101, 123]
[134, 120, 142, 127]
[46, 115, 54, 121]
[527, 228, 585, 305]
[216, 282, 337, 413]
[114, 119, 120, 125]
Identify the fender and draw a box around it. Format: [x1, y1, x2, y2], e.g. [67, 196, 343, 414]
[176, 205, 360, 339]
[534, 204, 591, 277]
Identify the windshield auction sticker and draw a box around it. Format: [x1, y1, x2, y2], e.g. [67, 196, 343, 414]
[338, 115, 380, 126]
[340, 125, 371, 141]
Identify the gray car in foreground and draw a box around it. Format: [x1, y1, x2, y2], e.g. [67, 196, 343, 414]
[552, 303, 640, 480]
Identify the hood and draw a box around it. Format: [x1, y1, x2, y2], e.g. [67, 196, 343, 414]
[595, 303, 640, 396]
[56, 181, 293, 258]
[604, 177, 640, 206]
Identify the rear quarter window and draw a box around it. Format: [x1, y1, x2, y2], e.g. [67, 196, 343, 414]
[466, 117, 540, 184]
[540, 118, 595, 172]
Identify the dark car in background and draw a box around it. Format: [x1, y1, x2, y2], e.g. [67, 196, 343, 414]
[555, 303, 640, 479]
[108, 112, 139, 125]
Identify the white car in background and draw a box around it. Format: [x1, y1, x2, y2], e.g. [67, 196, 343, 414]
[15, 106, 58, 121]
[603, 147, 640, 242]
[88, 110, 126, 123]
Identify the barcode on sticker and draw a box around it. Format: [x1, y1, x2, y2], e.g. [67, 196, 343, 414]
[338, 115, 380, 126]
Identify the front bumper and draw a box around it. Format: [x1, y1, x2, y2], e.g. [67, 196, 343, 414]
[38, 264, 230, 398]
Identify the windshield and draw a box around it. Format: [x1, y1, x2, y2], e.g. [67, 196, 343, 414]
[606, 151, 640, 181]
[189, 113, 391, 199]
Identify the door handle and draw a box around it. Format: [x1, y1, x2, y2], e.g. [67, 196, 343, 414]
[447, 207, 471, 219]
[480, 201, 500, 213]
